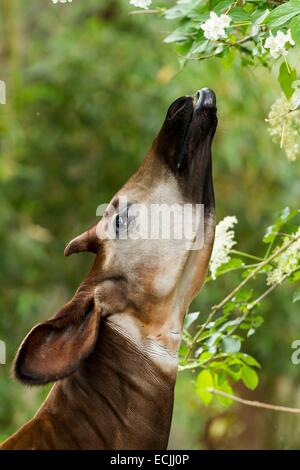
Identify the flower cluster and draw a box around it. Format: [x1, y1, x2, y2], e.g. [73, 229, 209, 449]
[267, 95, 300, 161]
[267, 229, 300, 285]
[210, 216, 238, 280]
[292, 87, 300, 109]
[264, 30, 295, 59]
[201, 12, 231, 41]
[130, 0, 152, 9]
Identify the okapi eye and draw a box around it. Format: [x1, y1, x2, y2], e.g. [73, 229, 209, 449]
[114, 208, 133, 238]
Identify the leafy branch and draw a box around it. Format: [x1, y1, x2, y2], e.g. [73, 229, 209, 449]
[180, 207, 300, 407]
[208, 388, 300, 413]
[130, 0, 300, 161]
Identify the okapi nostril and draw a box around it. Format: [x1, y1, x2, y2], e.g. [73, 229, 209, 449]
[196, 88, 216, 109]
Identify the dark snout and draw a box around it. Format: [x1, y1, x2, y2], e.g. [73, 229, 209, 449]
[166, 88, 216, 122]
[154, 88, 217, 205]
[195, 88, 216, 110]
[155, 88, 217, 170]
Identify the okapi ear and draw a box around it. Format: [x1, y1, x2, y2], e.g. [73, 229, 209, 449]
[13, 298, 100, 385]
[64, 224, 99, 256]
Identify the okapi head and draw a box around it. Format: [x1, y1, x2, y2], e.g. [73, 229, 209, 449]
[14, 88, 217, 384]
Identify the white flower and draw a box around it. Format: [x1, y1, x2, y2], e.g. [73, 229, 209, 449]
[267, 228, 300, 285]
[51, 0, 72, 3]
[267, 95, 300, 161]
[201, 12, 231, 41]
[130, 0, 152, 9]
[264, 29, 295, 59]
[292, 88, 300, 109]
[251, 24, 260, 37]
[286, 29, 295, 46]
[210, 216, 238, 280]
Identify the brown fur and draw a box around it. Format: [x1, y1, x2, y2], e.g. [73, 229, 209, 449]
[2, 321, 174, 450]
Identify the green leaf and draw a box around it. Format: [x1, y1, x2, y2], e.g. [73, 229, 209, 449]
[235, 287, 253, 303]
[290, 270, 300, 281]
[237, 353, 261, 368]
[227, 367, 243, 382]
[223, 300, 236, 315]
[280, 206, 295, 223]
[293, 287, 300, 302]
[252, 8, 270, 25]
[252, 315, 264, 328]
[219, 318, 242, 333]
[283, 222, 299, 235]
[196, 370, 214, 405]
[213, 0, 235, 15]
[278, 62, 297, 99]
[266, 0, 300, 28]
[195, 346, 203, 358]
[215, 379, 234, 407]
[164, 31, 189, 44]
[191, 39, 210, 55]
[263, 226, 275, 244]
[263, 207, 298, 243]
[215, 257, 244, 277]
[194, 13, 211, 24]
[184, 311, 201, 329]
[290, 15, 300, 47]
[198, 352, 213, 364]
[206, 332, 223, 352]
[221, 336, 241, 353]
[241, 365, 259, 390]
[165, 0, 202, 20]
[247, 328, 256, 337]
[230, 7, 250, 23]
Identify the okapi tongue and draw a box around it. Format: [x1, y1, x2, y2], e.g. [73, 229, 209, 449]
[64, 224, 99, 256]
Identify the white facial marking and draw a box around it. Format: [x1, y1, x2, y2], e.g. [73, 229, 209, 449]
[95, 167, 214, 375]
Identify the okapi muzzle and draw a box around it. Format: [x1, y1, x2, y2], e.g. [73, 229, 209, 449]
[2, 89, 217, 450]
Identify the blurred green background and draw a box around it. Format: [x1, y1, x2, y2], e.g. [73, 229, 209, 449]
[0, 0, 300, 449]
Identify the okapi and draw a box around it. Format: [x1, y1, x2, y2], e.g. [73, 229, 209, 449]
[1, 88, 217, 450]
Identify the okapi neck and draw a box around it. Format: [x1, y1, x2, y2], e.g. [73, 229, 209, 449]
[38, 320, 176, 449]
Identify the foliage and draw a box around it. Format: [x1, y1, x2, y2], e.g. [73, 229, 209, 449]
[129, 0, 300, 420]
[161, 0, 299, 73]
[161, 0, 300, 161]
[131, 0, 300, 161]
[181, 207, 300, 406]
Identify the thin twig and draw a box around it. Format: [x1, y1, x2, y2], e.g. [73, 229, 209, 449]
[128, 9, 163, 15]
[205, 261, 261, 282]
[182, 34, 255, 63]
[265, 108, 299, 122]
[185, 232, 300, 359]
[208, 388, 300, 414]
[179, 51, 221, 62]
[228, 276, 288, 336]
[222, 34, 255, 47]
[231, 249, 263, 261]
[208, 233, 300, 318]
